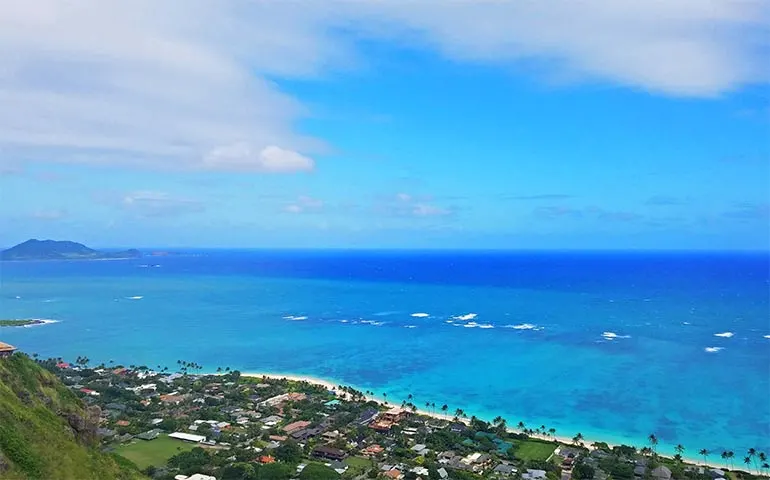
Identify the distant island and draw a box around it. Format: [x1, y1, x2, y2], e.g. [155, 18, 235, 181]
[0, 319, 54, 327]
[0, 239, 142, 261]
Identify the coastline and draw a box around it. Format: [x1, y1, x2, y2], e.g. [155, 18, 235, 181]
[237, 372, 717, 468]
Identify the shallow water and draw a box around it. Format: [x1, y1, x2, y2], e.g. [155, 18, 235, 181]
[1, 250, 768, 455]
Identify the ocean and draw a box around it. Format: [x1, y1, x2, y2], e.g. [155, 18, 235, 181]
[1, 250, 768, 456]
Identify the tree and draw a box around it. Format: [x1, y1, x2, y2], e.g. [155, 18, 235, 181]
[573, 433, 584, 446]
[441, 404, 448, 415]
[258, 462, 293, 480]
[517, 421, 526, 432]
[743, 456, 752, 473]
[573, 463, 595, 480]
[698, 449, 709, 467]
[298, 464, 338, 480]
[220, 462, 256, 480]
[726, 451, 735, 470]
[648, 434, 658, 456]
[274, 441, 302, 464]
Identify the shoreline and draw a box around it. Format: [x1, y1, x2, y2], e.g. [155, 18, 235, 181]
[236, 372, 719, 469]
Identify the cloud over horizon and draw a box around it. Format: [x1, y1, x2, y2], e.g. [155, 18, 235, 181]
[0, 0, 767, 174]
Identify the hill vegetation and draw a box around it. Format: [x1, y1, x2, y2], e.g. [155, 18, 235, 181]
[0, 353, 145, 479]
[0, 239, 141, 261]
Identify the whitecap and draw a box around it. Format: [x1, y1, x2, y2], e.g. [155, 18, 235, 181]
[713, 332, 734, 338]
[404, 325, 417, 329]
[682, 321, 691, 325]
[445, 320, 454, 324]
[463, 323, 478, 328]
[764, 335, 770, 339]
[705, 347, 723, 353]
[602, 331, 630, 340]
[339, 319, 349, 323]
[452, 313, 478, 321]
[360, 320, 384, 326]
[126, 296, 144, 300]
[14, 296, 21, 299]
[283, 315, 308, 321]
[505, 323, 537, 330]
[478, 324, 494, 329]
[411, 312, 430, 318]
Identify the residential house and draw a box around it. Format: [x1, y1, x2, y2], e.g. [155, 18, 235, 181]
[312, 445, 346, 462]
[522, 469, 547, 480]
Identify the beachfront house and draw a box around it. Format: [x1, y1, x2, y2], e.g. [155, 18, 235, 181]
[0, 342, 17, 358]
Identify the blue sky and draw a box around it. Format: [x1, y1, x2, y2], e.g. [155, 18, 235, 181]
[1, 1, 768, 250]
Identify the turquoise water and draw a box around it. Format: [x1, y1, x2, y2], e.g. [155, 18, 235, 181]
[1, 251, 768, 456]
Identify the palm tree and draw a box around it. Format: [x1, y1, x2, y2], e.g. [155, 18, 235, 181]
[726, 451, 735, 470]
[721, 451, 729, 468]
[748, 448, 758, 474]
[675, 444, 685, 457]
[517, 421, 526, 432]
[698, 449, 709, 467]
[441, 404, 448, 415]
[758, 452, 767, 473]
[573, 433, 584, 446]
[648, 434, 658, 456]
[743, 456, 752, 473]
[548, 427, 556, 438]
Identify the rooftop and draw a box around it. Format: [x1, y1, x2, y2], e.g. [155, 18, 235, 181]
[0, 341, 16, 352]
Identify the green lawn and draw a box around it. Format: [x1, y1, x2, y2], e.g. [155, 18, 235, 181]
[342, 456, 374, 477]
[114, 434, 196, 469]
[513, 440, 557, 462]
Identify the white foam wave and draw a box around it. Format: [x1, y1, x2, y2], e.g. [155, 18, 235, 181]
[682, 321, 691, 325]
[339, 319, 349, 323]
[404, 325, 417, 329]
[705, 347, 724, 353]
[452, 313, 477, 321]
[713, 332, 734, 338]
[360, 320, 384, 326]
[505, 323, 537, 330]
[14, 296, 21, 299]
[602, 331, 631, 340]
[478, 324, 494, 329]
[463, 322, 479, 328]
[411, 312, 430, 318]
[126, 296, 144, 300]
[283, 315, 308, 321]
[764, 335, 770, 339]
[445, 320, 454, 324]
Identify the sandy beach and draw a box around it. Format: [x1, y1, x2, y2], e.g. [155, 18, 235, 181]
[238, 371, 722, 469]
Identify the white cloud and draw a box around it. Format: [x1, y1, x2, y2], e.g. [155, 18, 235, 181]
[203, 144, 314, 173]
[121, 190, 204, 217]
[411, 203, 451, 217]
[0, 0, 765, 173]
[282, 195, 325, 214]
[383, 192, 454, 218]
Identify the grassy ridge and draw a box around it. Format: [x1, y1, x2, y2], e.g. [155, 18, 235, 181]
[0, 353, 145, 480]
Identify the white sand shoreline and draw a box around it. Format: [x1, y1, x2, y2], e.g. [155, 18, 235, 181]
[236, 372, 720, 468]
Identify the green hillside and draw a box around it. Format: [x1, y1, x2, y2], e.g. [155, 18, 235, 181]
[0, 353, 145, 480]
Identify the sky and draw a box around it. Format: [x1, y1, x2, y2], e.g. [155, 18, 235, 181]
[1, 1, 769, 250]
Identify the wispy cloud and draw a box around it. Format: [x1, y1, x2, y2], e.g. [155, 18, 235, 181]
[378, 193, 456, 218]
[535, 205, 643, 222]
[506, 194, 575, 201]
[282, 196, 325, 214]
[121, 191, 205, 218]
[645, 195, 689, 206]
[722, 202, 770, 220]
[30, 209, 68, 221]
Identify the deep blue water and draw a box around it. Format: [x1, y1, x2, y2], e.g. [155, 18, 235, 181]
[1, 250, 768, 455]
